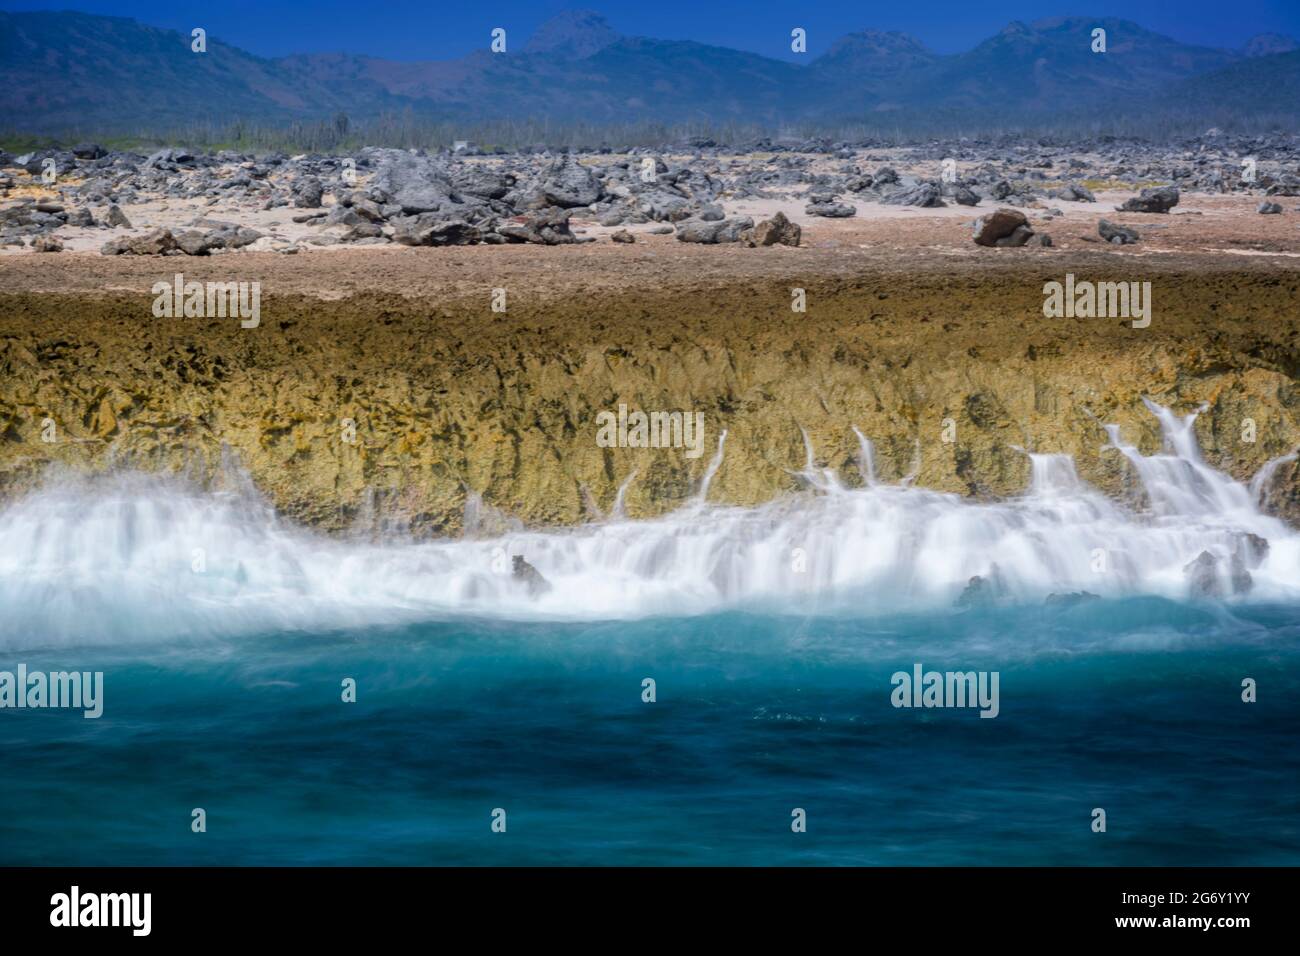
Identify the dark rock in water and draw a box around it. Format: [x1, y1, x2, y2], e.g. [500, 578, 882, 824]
[746, 211, 800, 247]
[1257, 201, 1283, 214]
[675, 216, 754, 243]
[1098, 219, 1139, 244]
[1045, 591, 1100, 608]
[101, 227, 178, 256]
[499, 208, 578, 245]
[105, 204, 132, 228]
[1117, 185, 1179, 213]
[1229, 532, 1270, 594]
[1184, 550, 1222, 597]
[972, 208, 1030, 246]
[512, 555, 551, 597]
[1233, 533, 1270, 569]
[882, 182, 945, 207]
[955, 566, 1004, 607]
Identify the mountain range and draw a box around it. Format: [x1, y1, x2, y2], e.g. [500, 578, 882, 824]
[2, 9, 1298, 135]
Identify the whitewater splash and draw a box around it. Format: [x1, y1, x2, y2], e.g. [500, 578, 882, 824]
[0, 403, 1297, 646]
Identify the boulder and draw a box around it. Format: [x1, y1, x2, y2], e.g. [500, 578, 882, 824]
[1117, 185, 1179, 213]
[534, 154, 604, 208]
[804, 199, 856, 218]
[394, 216, 482, 246]
[972, 208, 1029, 246]
[498, 208, 578, 245]
[1258, 201, 1283, 214]
[674, 216, 754, 243]
[1098, 219, 1139, 244]
[747, 211, 801, 247]
[292, 176, 324, 209]
[105, 205, 132, 228]
[996, 224, 1035, 247]
[1050, 183, 1096, 202]
[100, 227, 178, 256]
[882, 182, 945, 207]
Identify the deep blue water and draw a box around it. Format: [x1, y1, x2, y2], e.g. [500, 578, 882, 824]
[2, 599, 1297, 865]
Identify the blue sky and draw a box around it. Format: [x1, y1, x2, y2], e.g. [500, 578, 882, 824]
[5, 0, 1298, 60]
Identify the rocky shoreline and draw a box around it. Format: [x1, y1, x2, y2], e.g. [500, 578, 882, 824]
[1, 263, 1296, 535]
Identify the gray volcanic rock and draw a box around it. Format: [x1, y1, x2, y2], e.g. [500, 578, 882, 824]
[675, 216, 754, 243]
[1050, 183, 1096, 202]
[882, 182, 945, 207]
[1099, 219, 1139, 243]
[996, 224, 1035, 247]
[101, 227, 178, 255]
[949, 185, 980, 206]
[533, 154, 604, 208]
[804, 196, 857, 217]
[292, 176, 324, 208]
[393, 215, 482, 246]
[1117, 185, 1180, 213]
[370, 151, 457, 214]
[1258, 201, 1283, 214]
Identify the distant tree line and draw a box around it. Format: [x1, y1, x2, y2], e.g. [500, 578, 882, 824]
[4, 106, 1297, 155]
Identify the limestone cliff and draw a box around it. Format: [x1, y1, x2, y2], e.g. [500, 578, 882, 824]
[1, 269, 1297, 534]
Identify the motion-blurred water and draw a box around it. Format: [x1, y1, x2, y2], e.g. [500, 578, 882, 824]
[0, 402, 1296, 864]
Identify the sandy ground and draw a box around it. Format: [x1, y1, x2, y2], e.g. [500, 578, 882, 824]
[3, 192, 1299, 303]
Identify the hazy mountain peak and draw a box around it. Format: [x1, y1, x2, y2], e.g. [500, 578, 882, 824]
[523, 10, 619, 58]
[1244, 32, 1299, 57]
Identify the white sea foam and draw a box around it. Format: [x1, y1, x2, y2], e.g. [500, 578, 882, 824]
[0, 402, 1296, 647]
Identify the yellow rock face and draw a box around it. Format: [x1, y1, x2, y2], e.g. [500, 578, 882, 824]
[1, 269, 1297, 535]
